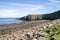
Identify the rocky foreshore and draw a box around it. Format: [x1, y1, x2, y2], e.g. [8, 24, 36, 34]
[0, 19, 60, 40]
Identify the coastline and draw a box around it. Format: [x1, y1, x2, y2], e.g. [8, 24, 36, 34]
[0, 20, 60, 40]
[0, 20, 49, 30]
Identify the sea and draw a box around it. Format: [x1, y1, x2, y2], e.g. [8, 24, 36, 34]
[0, 18, 26, 25]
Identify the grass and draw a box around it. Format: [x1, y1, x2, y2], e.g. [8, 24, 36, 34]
[45, 24, 60, 40]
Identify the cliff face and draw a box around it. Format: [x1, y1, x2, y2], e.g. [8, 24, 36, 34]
[18, 15, 43, 21]
[18, 10, 60, 20]
[26, 15, 43, 20]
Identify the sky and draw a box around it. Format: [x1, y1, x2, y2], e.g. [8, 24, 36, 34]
[0, 0, 60, 18]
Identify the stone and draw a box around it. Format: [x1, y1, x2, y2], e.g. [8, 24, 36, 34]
[32, 37, 37, 40]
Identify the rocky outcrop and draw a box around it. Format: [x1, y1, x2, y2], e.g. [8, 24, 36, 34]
[18, 15, 43, 21]
[17, 10, 60, 20]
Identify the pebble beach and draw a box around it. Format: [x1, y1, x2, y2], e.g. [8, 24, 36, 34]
[0, 20, 60, 40]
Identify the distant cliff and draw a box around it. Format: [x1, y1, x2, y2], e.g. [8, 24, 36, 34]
[17, 10, 60, 20]
[17, 15, 43, 20]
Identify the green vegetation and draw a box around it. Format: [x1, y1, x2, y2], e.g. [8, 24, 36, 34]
[45, 24, 60, 40]
[43, 10, 60, 20]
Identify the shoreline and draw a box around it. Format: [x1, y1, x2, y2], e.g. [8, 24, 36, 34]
[0, 20, 60, 40]
[0, 20, 58, 34]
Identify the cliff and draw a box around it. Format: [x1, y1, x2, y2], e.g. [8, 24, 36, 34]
[17, 10, 60, 20]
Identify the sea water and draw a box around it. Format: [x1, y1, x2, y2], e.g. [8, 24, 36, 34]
[0, 18, 26, 25]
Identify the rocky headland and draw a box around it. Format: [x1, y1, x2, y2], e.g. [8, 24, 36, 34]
[17, 10, 60, 20]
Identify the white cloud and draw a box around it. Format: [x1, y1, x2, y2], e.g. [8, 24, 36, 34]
[0, 9, 21, 18]
[9, 3, 46, 11]
[2, 10, 17, 14]
[0, 2, 46, 11]
[48, 0, 60, 9]
[25, 5, 46, 11]
[0, 2, 46, 18]
[49, 0, 60, 3]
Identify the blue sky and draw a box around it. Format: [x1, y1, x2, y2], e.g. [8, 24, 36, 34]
[0, 0, 60, 18]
